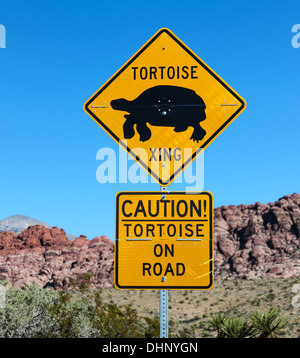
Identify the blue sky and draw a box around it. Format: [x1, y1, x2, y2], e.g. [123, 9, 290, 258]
[0, 0, 299, 241]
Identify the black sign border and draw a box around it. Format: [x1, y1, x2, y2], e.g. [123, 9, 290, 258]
[115, 191, 213, 290]
[85, 29, 246, 186]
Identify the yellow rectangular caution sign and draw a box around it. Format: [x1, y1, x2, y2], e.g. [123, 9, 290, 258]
[115, 192, 213, 289]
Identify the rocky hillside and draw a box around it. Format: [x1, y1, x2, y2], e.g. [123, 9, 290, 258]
[0, 226, 114, 290]
[214, 193, 300, 279]
[0, 194, 299, 290]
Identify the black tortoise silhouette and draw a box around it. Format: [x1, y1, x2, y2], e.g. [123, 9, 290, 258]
[110, 85, 206, 143]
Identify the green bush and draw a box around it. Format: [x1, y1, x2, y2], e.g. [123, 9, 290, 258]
[208, 307, 288, 338]
[249, 307, 287, 338]
[217, 317, 255, 338]
[0, 275, 160, 338]
[0, 283, 57, 338]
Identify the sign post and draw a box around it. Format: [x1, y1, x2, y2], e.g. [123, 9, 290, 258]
[115, 190, 213, 337]
[160, 287, 168, 338]
[84, 28, 246, 338]
[160, 186, 168, 339]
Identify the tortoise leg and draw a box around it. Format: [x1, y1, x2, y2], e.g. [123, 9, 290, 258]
[174, 123, 189, 132]
[190, 124, 206, 143]
[136, 122, 151, 142]
[123, 114, 135, 139]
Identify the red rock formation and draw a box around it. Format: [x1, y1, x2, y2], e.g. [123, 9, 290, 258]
[0, 226, 114, 290]
[0, 194, 299, 290]
[214, 193, 300, 279]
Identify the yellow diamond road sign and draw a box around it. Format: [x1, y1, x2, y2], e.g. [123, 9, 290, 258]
[84, 28, 246, 185]
[115, 192, 213, 289]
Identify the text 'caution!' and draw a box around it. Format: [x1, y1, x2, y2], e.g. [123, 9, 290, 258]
[115, 192, 213, 289]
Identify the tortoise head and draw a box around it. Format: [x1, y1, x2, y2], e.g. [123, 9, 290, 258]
[110, 98, 130, 111]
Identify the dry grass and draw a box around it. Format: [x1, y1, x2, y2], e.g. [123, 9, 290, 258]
[97, 277, 300, 338]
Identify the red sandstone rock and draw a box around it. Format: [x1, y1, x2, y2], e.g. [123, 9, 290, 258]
[0, 193, 299, 289]
[0, 225, 114, 290]
[214, 193, 300, 279]
[72, 236, 90, 248]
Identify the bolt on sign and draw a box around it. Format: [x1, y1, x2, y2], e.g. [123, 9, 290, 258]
[115, 192, 213, 289]
[84, 28, 246, 185]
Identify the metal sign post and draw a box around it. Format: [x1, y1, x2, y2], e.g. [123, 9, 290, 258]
[160, 288, 168, 338]
[84, 27, 246, 340]
[160, 186, 168, 338]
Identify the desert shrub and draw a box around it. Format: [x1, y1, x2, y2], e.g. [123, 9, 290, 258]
[142, 316, 160, 338]
[208, 307, 287, 338]
[217, 317, 255, 338]
[0, 275, 160, 338]
[0, 283, 57, 338]
[249, 307, 287, 338]
[208, 312, 227, 338]
[90, 290, 142, 338]
[208, 313, 254, 338]
[38, 291, 96, 338]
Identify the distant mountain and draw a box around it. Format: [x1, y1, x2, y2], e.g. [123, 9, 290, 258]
[0, 215, 76, 241]
[0, 215, 51, 234]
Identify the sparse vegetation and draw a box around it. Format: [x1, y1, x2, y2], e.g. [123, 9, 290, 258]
[0, 276, 298, 338]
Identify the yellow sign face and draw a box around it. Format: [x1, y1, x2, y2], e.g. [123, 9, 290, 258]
[84, 28, 246, 185]
[115, 192, 213, 289]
